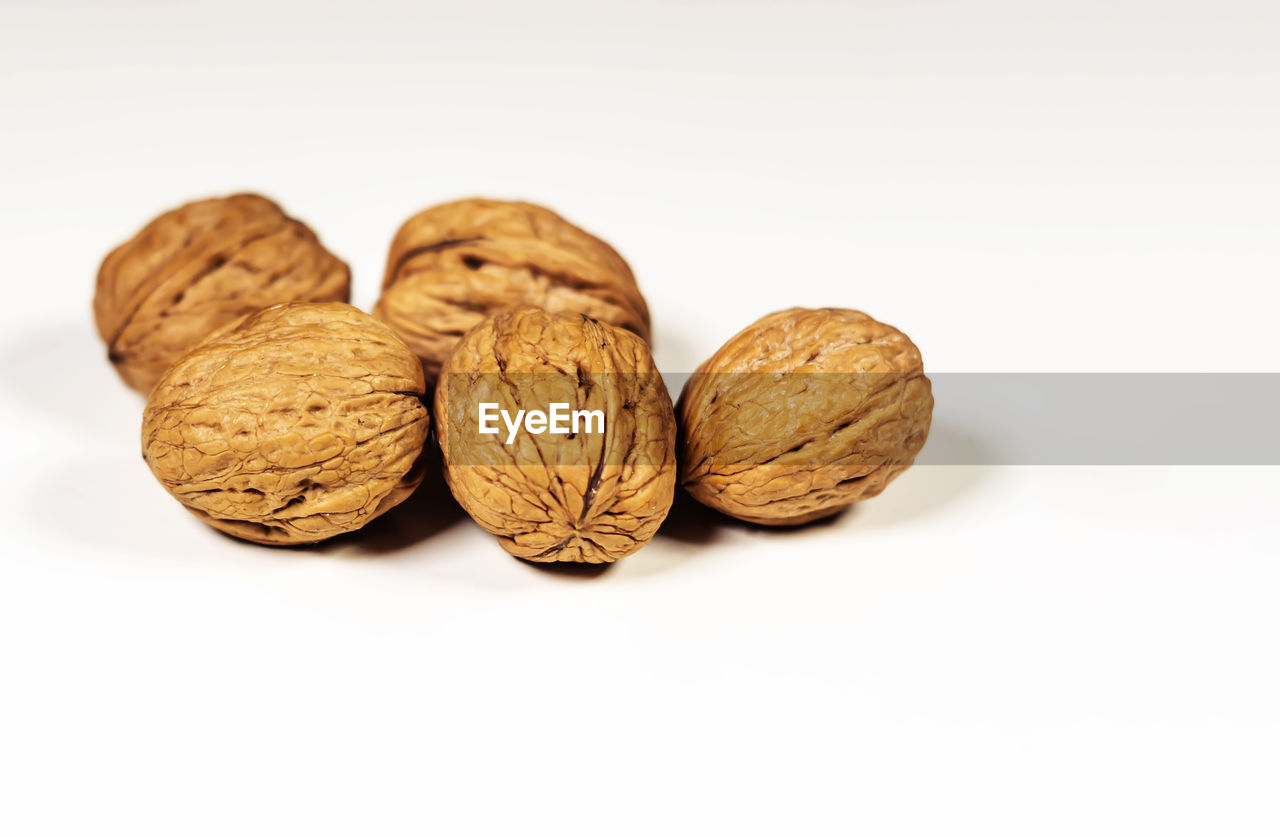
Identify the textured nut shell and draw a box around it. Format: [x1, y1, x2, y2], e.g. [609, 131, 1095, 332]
[678, 308, 932, 525]
[435, 308, 675, 563]
[95, 194, 350, 393]
[375, 199, 650, 381]
[142, 302, 429, 545]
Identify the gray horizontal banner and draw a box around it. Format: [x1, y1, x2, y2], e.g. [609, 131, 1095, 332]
[434, 372, 1280, 466]
[660, 372, 1280, 466]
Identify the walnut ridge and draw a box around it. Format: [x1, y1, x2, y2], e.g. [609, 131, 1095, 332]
[142, 302, 429, 545]
[374, 199, 650, 381]
[678, 307, 932, 525]
[95, 193, 350, 393]
[435, 308, 675, 563]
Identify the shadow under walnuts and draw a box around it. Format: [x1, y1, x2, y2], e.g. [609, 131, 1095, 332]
[655, 485, 851, 545]
[519, 486, 759, 578]
[518, 487, 853, 578]
[517, 557, 613, 579]
[657, 421, 991, 543]
[298, 423, 988, 565]
[310, 445, 468, 557]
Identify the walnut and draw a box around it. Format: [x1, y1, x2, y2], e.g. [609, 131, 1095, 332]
[95, 193, 350, 393]
[677, 308, 932, 525]
[142, 302, 430, 545]
[374, 199, 650, 381]
[434, 307, 675, 563]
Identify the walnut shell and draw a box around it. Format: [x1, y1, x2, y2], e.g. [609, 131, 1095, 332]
[142, 302, 429, 545]
[678, 308, 932, 525]
[95, 193, 350, 393]
[374, 199, 650, 381]
[435, 308, 675, 563]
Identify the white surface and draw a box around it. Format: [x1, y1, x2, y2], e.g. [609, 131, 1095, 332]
[2, 1, 1278, 835]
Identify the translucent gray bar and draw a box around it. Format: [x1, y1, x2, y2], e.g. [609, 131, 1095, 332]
[657, 372, 1280, 466]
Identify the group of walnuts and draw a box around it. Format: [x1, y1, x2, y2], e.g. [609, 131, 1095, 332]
[93, 194, 933, 563]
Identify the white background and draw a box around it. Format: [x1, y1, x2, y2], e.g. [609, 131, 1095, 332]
[2, 1, 1278, 834]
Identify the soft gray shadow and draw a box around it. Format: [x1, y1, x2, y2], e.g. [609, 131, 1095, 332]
[0, 320, 140, 438]
[605, 487, 849, 579]
[35, 444, 468, 561]
[659, 486, 851, 543]
[851, 465, 986, 531]
[656, 421, 990, 543]
[654, 487, 722, 544]
[512, 489, 751, 582]
[512, 488, 730, 581]
[313, 447, 469, 557]
[5, 322, 468, 559]
[518, 557, 614, 580]
[31, 454, 222, 559]
[851, 422, 993, 529]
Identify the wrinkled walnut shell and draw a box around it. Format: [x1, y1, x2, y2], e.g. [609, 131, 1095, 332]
[375, 199, 650, 381]
[435, 307, 675, 563]
[142, 302, 429, 545]
[95, 193, 350, 393]
[678, 307, 932, 525]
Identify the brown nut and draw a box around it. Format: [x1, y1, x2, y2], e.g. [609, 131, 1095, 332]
[374, 199, 650, 381]
[95, 193, 350, 393]
[678, 307, 932, 525]
[435, 307, 675, 563]
[142, 302, 429, 545]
